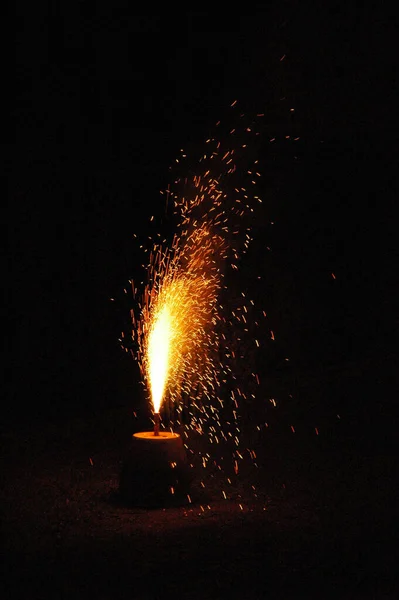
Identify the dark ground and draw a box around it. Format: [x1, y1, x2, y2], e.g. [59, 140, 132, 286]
[7, 4, 398, 599]
[1, 351, 398, 599]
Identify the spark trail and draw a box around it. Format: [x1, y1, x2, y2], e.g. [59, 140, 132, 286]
[125, 105, 272, 480]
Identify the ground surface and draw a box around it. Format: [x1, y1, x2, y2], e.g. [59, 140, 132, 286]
[1, 356, 398, 599]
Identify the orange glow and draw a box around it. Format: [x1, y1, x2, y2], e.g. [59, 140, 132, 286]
[128, 108, 270, 459]
[141, 224, 226, 416]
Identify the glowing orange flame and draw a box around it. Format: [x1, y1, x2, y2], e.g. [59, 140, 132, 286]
[129, 109, 267, 442]
[143, 228, 224, 416]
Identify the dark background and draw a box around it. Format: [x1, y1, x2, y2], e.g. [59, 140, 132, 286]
[10, 3, 397, 427]
[5, 3, 399, 598]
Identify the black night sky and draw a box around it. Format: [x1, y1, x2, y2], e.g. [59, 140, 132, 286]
[10, 3, 397, 423]
[6, 3, 398, 598]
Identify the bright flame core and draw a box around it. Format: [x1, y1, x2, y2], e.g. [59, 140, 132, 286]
[147, 305, 172, 413]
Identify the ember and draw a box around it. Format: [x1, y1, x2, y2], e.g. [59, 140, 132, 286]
[127, 105, 267, 453]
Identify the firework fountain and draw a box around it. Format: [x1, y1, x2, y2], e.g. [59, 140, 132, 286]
[119, 105, 270, 506]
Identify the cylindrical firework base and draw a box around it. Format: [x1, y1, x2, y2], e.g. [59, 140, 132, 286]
[119, 432, 191, 507]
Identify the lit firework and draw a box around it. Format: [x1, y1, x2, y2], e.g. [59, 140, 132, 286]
[125, 104, 272, 476]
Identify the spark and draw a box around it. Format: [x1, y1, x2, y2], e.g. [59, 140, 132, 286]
[123, 107, 289, 493]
